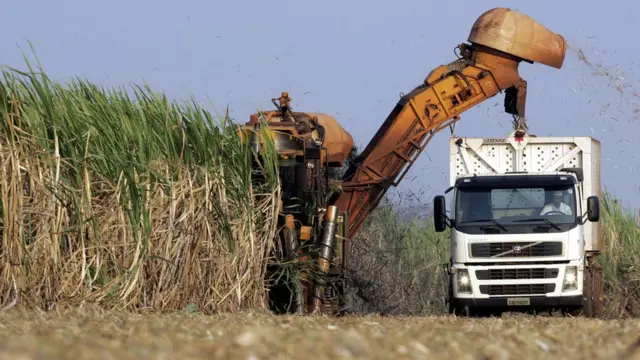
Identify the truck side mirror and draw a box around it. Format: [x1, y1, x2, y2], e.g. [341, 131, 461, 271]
[433, 195, 448, 232]
[586, 196, 600, 222]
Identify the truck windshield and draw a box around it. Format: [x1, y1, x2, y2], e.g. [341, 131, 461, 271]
[454, 184, 577, 234]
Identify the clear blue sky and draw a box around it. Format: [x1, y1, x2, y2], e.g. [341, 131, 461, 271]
[2, 0, 638, 214]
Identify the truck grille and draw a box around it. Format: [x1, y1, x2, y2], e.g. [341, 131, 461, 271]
[470, 242, 563, 258]
[475, 268, 559, 280]
[479, 284, 556, 296]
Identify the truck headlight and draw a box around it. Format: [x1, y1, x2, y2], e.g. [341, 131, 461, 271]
[456, 269, 472, 294]
[562, 266, 578, 291]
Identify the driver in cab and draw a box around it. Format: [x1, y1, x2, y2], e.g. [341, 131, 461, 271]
[540, 190, 572, 216]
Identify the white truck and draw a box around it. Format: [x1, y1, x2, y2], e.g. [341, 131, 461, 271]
[432, 131, 604, 317]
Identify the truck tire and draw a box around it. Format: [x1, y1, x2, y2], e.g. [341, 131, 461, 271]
[446, 272, 500, 317]
[447, 277, 475, 317]
[449, 301, 499, 317]
[446, 278, 455, 314]
[448, 298, 471, 316]
[565, 259, 605, 318]
[586, 261, 605, 318]
[447, 277, 467, 316]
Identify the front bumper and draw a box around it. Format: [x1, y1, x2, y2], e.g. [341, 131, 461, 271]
[454, 295, 583, 308]
[450, 261, 585, 309]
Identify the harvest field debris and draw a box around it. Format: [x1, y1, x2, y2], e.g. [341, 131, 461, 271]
[0, 308, 639, 360]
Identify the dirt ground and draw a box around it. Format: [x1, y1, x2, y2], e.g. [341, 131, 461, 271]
[0, 307, 639, 360]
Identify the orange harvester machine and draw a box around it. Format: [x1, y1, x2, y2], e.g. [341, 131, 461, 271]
[238, 7, 567, 315]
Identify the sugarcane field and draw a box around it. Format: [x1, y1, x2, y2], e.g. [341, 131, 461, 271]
[1, 1, 640, 359]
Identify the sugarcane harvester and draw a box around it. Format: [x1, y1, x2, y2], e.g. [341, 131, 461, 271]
[238, 7, 568, 315]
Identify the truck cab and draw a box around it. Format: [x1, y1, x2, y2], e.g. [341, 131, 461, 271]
[433, 133, 602, 316]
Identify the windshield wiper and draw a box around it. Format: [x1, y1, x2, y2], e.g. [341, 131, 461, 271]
[514, 218, 561, 230]
[460, 219, 508, 232]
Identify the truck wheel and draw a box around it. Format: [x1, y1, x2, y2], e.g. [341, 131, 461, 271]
[565, 259, 605, 318]
[475, 308, 503, 318]
[447, 277, 470, 316]
[449, 302, 471, 317]
[586, 261, 605, 318]
[446, 273, 479, 317]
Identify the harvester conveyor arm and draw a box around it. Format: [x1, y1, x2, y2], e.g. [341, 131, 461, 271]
[332, 8, 567, 239]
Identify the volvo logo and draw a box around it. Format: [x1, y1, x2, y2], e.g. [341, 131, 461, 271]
[512, 245, 522, 254]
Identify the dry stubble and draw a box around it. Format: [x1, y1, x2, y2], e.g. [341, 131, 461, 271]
[0, 306, 639, 360]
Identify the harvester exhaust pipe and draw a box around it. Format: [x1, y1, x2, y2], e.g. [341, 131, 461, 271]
[310, 205, 339, 314]
[250, 123, 261, 154]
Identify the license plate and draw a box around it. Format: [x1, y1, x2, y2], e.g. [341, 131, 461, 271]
[507, 297, 530, 306]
